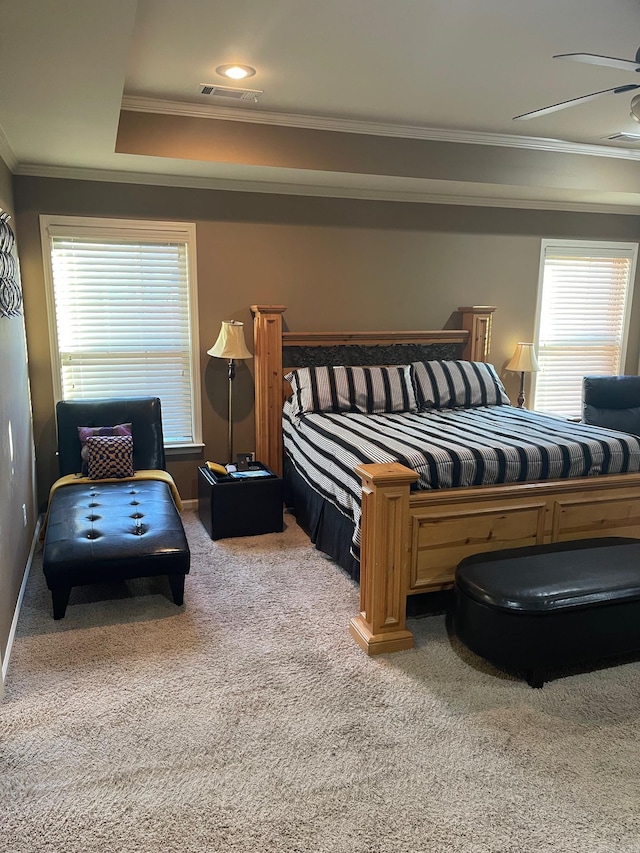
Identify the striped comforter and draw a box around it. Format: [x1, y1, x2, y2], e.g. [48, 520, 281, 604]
[283, 402, 640, 561]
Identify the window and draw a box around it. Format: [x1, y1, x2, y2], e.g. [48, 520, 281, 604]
[532, 240, 638, 419]
[41, 216, 202, 449]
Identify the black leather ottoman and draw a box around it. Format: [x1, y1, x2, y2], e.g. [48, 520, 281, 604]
[453, 537, 640, 687]
[43, 478, 190, 619]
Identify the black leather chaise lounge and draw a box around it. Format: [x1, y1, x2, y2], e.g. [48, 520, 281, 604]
[42, 397, 190, 619]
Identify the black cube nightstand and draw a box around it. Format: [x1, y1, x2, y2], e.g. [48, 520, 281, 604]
[197, 464, 284, 540]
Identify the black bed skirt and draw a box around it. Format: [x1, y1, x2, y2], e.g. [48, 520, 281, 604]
[283, 455, 361, 581]
[283, 455, 455, 614]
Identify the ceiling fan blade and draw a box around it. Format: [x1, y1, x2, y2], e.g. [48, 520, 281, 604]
[554, 52, 640, 73]
[513, 84, 640, 120]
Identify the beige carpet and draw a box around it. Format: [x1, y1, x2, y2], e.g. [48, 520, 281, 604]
[3, 510, 640, 853]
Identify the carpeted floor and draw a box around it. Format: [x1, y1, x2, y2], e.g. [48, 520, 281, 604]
[3, 509, 640, 853]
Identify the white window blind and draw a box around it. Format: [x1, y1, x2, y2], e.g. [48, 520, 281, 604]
[533, 241, 637, 419]
[42, 217, 201, 447]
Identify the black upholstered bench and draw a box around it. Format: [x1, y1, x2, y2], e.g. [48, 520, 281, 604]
[42, 397, 190, 619]
[453, 538, 640, 688]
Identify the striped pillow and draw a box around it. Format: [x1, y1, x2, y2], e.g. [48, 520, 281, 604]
[411, 360, 511, 409]
[285, 365, 417, 417]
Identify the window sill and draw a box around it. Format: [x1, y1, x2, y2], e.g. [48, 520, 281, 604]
[166, 443, 205, 457]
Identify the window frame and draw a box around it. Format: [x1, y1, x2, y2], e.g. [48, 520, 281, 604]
[40, 214, 203, 452]
[531, 238, 638, 418]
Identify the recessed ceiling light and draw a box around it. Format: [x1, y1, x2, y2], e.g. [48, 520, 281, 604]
[216, 64, 256, 80]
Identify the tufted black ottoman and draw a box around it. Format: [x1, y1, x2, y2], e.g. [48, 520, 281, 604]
[454, 537, 640, 687]
[43, 479, 190, 619]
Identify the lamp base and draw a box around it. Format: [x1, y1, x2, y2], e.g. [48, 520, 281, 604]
[516, 372, 526, 408]
[227, 359, 235, 464]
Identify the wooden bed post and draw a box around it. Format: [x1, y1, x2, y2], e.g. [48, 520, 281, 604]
[350, 463, 419, 655]
[459, 306, 496, 361]
[251, 305, 287, 476]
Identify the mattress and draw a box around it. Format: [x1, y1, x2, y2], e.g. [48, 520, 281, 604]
[283, 403, 640, 561]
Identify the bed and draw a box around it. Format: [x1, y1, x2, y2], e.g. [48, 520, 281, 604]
[252, 305, 640, 654]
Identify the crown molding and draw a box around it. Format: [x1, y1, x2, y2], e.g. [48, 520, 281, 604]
[121, 95, 640, 161]
[13, 162, 640, 214]
[0, 121, 18, 172]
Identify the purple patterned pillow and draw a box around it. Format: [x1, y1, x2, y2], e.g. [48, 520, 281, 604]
[77, 423, 132, 475]
[85, 435, 134, 480]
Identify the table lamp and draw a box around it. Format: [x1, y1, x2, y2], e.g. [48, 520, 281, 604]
[506, 342, 540, 408]
[208, 320, 252, 462]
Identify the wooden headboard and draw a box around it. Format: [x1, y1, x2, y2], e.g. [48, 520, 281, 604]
[251, 305, 496, 476]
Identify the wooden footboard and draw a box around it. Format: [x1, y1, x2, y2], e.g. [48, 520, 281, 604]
[350, 466, 640, 654]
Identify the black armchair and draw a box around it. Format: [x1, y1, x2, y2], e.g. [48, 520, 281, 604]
[582, 375, 640, 436]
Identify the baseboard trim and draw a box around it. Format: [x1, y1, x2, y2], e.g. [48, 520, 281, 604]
[1, 517, 42, 695]
[182, 499, 198, 511]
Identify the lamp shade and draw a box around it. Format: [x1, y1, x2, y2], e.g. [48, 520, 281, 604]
[506, 342, 539, 374]
[207, 320, 252, 360]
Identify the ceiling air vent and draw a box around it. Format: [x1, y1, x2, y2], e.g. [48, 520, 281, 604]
[199, 83, 263, 103]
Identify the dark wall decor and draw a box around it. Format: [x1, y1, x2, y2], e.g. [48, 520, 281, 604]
[0, 210, 23, 317]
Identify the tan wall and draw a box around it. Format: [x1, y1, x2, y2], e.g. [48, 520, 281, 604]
[0, 159, 37, 666]
[13, 176, 640, 505]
